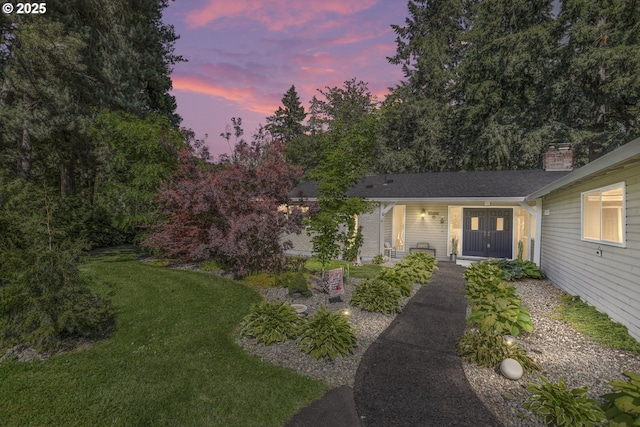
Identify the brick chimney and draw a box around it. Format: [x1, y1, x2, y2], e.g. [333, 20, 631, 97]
[544, 144, 573, 171]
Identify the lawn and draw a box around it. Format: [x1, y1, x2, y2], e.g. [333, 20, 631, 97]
[0, 247, 326, 427]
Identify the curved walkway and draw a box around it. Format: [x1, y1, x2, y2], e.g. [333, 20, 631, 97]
[286, 262, 502, 427]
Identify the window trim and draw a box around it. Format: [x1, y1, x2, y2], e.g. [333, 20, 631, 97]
[581, 181, 626, 247]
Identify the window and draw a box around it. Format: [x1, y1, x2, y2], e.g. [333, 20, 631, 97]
[581, 182, 625, 246]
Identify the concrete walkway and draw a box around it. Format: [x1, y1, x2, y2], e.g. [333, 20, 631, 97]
[286, 262, 502, 427]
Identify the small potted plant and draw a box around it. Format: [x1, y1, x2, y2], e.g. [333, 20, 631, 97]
[450, 237, 458, 262]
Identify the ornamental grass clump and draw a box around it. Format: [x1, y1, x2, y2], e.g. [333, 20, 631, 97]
[350, 278, 403, 314]
[240, 300, 303, 345]
[456, 330, 540, 372]
[296, 306, 357, 360]
[524, 375, 607, 427]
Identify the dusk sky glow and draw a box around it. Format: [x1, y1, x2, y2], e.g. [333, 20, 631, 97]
[163, 0, 408, 159]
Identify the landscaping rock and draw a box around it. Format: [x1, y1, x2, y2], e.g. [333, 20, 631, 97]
[500, 358, 524, 380]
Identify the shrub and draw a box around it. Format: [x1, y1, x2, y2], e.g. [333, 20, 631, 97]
[350, 279, 402, 314]
[524, 375, 606, 427]
[296, 306, 356, 360]
[0, 243, 113, 352]
[199, 260, 221, 271]
[456, 330, 539, 371]
[143, 139, 304, 277]
[282, 255, 308, 273]
[239, 301, 303, 345]
[371, 254, 385, 265]
[244, 273, 277, 288]
[287, 273, 312, 298]
[601, 371, 640, 426]
[278, 272, 311, 297]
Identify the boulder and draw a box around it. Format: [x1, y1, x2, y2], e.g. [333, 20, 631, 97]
[500, 358, 524, 380]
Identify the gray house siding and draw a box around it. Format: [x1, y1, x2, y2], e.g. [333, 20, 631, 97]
[539, 161, 640, 341]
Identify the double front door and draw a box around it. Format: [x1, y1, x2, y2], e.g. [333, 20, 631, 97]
[462, 208, 513, 258]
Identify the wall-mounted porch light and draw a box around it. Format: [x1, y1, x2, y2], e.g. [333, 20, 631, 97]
[421, 209, 425, 219]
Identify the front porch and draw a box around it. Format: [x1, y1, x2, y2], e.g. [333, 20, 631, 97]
[365, 201, 541, 264]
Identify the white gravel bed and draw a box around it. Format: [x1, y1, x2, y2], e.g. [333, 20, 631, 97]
[235, 277, 421, 389]
[462, 279, 640, 426]
[236, 272, 640, 425]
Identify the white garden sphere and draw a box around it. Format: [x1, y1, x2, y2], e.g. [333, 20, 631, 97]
[500, 358, 524, 380]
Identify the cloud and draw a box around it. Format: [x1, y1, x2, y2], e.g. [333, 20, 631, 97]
[172, 75, 279, 116]
[185, 0, 378, 31]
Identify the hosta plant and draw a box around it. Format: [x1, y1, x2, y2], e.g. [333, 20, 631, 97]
[240, 300, 303, 345]
[375, 268, 413, 297]
[601, 371, 640, 426]
[398, 252, 438, 276]
[456, 330, 539, 371]
[464, 272, 517, 304]
[468, 293, 534, 337]
[488, 259, 544, 280]
[350, 278, 402, 314]
[524, 375, 607, 427]
[297, 306, 357, 360]
[463, 261, 505, 283]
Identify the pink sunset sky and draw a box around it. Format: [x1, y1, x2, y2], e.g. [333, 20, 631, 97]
[162, 0, 408, 159]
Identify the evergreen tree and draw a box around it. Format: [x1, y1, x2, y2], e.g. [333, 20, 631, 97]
[552, 0, 640, 165]
[0, 1, 182, 196]
[266, 85, 306, 143]
[266, 85, 311, 169]
[379, 0, 466, 172]
[456, 0, 556, 170]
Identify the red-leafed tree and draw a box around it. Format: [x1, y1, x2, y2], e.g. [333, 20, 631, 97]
[143, 138, 304, 276]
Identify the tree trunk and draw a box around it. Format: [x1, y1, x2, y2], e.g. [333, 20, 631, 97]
[19, 93, 32, 180]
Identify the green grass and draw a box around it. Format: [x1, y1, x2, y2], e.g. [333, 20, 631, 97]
[304, 258, 384, 279]
[0, 247, 325, 427]
[553, 295, 640, 355]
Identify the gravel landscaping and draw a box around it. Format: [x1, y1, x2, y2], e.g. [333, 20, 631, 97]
[236, 274, 422, 389]
[237, 269, 640, 426]
[463, 278, 640, 426]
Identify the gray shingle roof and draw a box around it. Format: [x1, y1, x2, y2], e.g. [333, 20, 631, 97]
[291, 170, 572, 200]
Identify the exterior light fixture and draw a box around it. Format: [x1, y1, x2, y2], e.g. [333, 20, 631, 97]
[503, 335, 517, 346]
[421, 209, 425, 219]
[341, 309, 351, 317]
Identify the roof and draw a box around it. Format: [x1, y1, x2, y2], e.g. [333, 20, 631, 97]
[291, 169, 571, 202]
[527, 137, 640, 200]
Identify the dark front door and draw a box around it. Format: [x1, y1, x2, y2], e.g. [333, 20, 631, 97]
[462, 208, 513, 258]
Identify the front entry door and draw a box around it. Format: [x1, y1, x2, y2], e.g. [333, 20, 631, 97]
[462, 208, 513, 258]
